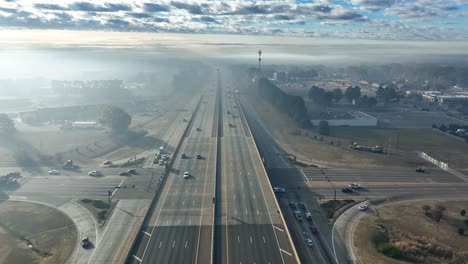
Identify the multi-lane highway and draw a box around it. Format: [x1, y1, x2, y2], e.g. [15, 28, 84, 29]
[129, 93, 217, 264]
[214, 87, 298, 264]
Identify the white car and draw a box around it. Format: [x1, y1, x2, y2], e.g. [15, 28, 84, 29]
[183, 171, 190, 179]
[88, 170, 102, 176]
[48, 170, 60, 175]
[358, 204, 368, 211]
[306, 238, 314, 247]
[273, 187, 286, 193]
[349, 183, 361, 189]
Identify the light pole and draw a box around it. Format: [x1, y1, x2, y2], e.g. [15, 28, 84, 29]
[258, 50, 262, 70]
[321, 168, 336, 201]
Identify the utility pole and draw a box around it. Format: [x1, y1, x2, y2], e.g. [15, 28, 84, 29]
[321, 168, 336, 201]
[258, 50, 262, 70]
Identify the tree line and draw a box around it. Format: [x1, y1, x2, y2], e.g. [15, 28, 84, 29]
[308, 85, 379, 108]
[256, 78, 310, 128]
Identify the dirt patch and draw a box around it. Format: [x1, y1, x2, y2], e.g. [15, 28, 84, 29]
[249, 97, 468, 169]
[0, 201, 77, 264]
[78, 199, 117, 225]
[320, 199, 355, 218]
[354, 200, 468, 264]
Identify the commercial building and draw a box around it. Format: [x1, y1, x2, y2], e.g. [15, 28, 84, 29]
[421, 91, 468, 105]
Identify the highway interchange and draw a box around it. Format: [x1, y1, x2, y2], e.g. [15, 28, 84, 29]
[4, 69, 468, 264]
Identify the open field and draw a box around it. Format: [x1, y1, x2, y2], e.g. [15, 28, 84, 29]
[331, 127, 468, 169]
[354, 200, 468, 264]
[0, 201, 77, 264]
[250, 98, 468, 169]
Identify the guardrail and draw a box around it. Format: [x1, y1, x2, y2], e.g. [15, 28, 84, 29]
[124, 95, 203, 263]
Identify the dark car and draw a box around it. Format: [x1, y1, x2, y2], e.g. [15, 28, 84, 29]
[289, 202, 297, 208]
[81, 237, 90, 248]
[298, 202, 306, 210]
[341, 187, 353, 193]
[127, 169, 136, 174]
[196, 128, 202, 131]
[309, 225, 319, 235]
[196, 154, 202, 159]
[181, 153, 187, 159]
[416, 168, 425, 173]
[119, 171, 129, 176]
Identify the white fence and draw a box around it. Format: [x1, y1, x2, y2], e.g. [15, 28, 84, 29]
[417, 152, 448, 170]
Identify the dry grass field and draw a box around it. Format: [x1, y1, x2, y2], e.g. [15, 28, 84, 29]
[354, 200, 468, 264]
[0, 201, 77, 264]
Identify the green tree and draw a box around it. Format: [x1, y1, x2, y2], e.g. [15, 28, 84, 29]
[345, 86, 361, 103]
[101, 106, 131, 134]
[0, 113, 16, 134]
[318, 120, 330, 135]
[332, 88, 343, 103]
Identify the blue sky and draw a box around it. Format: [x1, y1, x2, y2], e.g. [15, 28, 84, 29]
[0, 0, 468, 40]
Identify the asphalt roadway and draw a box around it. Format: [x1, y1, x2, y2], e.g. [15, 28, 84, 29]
[214, 91, 298, 264]
[129, 94, 217, 264]
[239, 93, 468, 264]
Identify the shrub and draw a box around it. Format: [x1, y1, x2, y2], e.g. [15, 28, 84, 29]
[458, 228, 464, 235]
[378, 242, 400, 258]
[422, 205, 431, 212]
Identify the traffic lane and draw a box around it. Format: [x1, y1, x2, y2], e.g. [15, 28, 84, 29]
[308, 184, 468, 199]
[141, 98, 215, 264]
[225, 134, 281, 264]
[244, 136, 298, 263]
[281, 201, 326, 264]
[12, 176, 125, 199]
[302, 167, 462, 183]
[143, 137, 208, 263]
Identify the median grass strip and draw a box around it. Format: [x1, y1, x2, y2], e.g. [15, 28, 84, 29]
[78, 199, 117, 225]
[320, 199, 354, 218]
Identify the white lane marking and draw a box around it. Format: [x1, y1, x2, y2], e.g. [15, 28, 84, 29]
[243, 194, 245, 198]
[300, 169, 310, 182]
[280, 249, 292, 256]
[234, 194, 236, 198]
[245, 209, 248, 215]
[111, 178, 126, 196]
[273, 225, 284, 232]
[132, 255, 142, 262]
[263, 236, 266, 244]
[238, 236, 240, 244]
[193, 201, 195, 206]
[182, 200, 185, 206]
[257, 209, 260, 215]
[185, 241, 188, 248]
[235, 209, 237, 215]
[172, 201, 174, 207]
[250, 236, 253, 244]
[172, 241, 175, 248]
[189, 218, 192, 225]
[159, 242, 162, 249]
[143, 231, 151, 237]
[178, 218, 181, 224]
[253, 194, 256, 199]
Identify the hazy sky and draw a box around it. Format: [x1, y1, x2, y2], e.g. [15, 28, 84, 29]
[0, 0, 468, 40]
[1, 1, 468, 78]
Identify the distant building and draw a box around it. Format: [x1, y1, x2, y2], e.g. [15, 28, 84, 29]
[310, 111, 377, 127]
[272, 72, 288, 83]
[421, 91, 468, 105]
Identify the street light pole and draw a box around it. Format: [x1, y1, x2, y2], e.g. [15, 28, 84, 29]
[321, 168, 336, 201]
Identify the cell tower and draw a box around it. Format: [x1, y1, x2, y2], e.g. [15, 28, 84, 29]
[258, 50, 262, 70]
